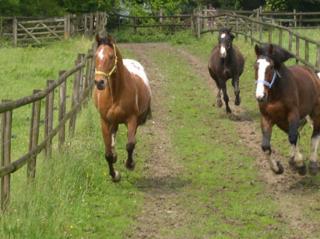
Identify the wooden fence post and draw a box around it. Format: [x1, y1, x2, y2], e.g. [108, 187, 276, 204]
[133, 17, 137, 34]
[78, 54, 85, 98]
[296, 35, 300, 64]
[1, 100, 12, 211]
[64, 14, 70, 39]
[44, 80, 54, 158]
[197, 15, 201, 39]
[288, 31, 293, 52]
[279, 29, 283, 47]
[250, 22, 253, 45]
[84, 50, 92, 96]
[293, 9, 297, 28]
[316, 46, 320, 70]
[13, 17, 17, 47]
[58, 71, 67, 151]
[259, 22, 262, 43]
[27, 90, 41, 180]
[69, 55, 81, 137]
[305, 40, 309, 63]
[268, 27, 272, 43]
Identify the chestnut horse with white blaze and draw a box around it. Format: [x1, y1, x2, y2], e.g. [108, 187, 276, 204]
[93, 33, 151, 182]
[254, 43, 320, 176]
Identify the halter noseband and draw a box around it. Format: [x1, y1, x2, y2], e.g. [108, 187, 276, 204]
[95, 44, 118, 80]
[256, 70, 280, 89]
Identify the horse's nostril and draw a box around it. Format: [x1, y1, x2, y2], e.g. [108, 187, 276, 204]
[96, 80, 105, 90]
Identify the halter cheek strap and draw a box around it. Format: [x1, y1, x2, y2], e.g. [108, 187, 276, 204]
[256, 71, 280, 89]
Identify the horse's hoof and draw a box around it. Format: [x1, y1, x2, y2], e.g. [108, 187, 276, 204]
[309, 161, 318, 176]
[296, 163, 307, 176]
[126, 160, 135, 171]
[235, 97, 241, 106]
[112, 171, 121, 182]
[272, 161, 284, 174]
[226, 108, 232, 114]
[216, 100, 223, 108]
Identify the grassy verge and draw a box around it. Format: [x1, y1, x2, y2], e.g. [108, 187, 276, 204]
[0, 40, 148, 238]
[141, 45, 288, 238]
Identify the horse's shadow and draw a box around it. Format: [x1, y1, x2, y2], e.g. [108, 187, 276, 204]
[217, 109, 260, 122]
[288, 176, 320, 193]
[135, 175, 191, 195]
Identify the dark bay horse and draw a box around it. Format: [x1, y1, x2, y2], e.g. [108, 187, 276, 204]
[93, 33, 152, 182]
[208, 28, 245, 113]
[254, 43, 320, 176]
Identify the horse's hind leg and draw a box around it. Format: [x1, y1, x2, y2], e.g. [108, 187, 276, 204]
[232, 77, 241, 106]
[126, 117, 138, 170]
[221, 82, 231, 113]
[101, 119, 121, 182]
[309, 117, 320, 175]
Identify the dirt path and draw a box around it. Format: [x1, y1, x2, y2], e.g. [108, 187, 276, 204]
[123, 43, 187, 239]
[121, 42, 320, 238]
[174, 46, 320, 238]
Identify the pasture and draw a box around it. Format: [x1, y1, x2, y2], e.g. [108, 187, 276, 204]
[1, 29, 320, 239]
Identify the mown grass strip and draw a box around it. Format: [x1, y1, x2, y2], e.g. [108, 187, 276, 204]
[144, 45, 288, 238]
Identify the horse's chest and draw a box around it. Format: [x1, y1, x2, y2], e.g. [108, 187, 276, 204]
[260, 102, 287, 122]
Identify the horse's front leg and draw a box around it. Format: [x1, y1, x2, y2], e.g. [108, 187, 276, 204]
[309, 119, 320, 175]
[261, 116, 284, 174]
[288, 111, 306, 175]
[221, 81, 231, 113]
[101, 119, 121, 182]
[126, 117, 138, 170]
[232, 76, 241, 106]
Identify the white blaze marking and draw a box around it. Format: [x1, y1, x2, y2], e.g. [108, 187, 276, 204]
[317, 72, 320, 79]
[221, 33, 226, 39]
[220, 46, 227, 58]
[123, 59, 151, 94]
[256, 59, 270, 99]
[98, 48, 104, 60]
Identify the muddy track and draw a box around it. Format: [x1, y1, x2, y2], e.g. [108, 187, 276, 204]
[121, 43, 320, 238]
[123, 43, 187, 239]
[174, 45, 320, 238]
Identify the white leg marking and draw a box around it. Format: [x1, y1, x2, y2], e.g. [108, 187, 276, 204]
[310, 136, 320, 162]
[256, 59, 270, 99]
[292, 144, 304, 167]
[265, 151, 279, 172]
[111, 133, 116, 148]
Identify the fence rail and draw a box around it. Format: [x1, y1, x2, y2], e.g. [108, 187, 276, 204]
[193, 11, 320, 72]
[0, 12, 107, 46]
[0, 43, 96, 211]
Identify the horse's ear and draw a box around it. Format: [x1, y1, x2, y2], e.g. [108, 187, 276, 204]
[230, 33, 235, 39]
[107, 34, 115, 44]
[270, 45, 294, 63]
[95, 34, 101, 44]
[255, 44, 261, 56]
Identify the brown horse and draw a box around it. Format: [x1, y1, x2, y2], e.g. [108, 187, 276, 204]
[93, 33, 152, 182]
[208, 28, 245, 113]
[254, 43, 320, 176]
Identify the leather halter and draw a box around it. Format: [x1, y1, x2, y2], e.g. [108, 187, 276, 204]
[256, 70, 280, 89]
[95, 44, 118, 81]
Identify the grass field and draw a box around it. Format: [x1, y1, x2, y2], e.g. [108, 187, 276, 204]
[1, 28, 320, 238]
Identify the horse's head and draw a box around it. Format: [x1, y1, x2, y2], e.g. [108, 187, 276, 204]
[95, 32, 118, 90]
[218, 28, 235, 58]
[254, 44, 293, 102]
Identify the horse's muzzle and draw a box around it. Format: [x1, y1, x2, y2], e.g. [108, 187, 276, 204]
[256, 95, 267, 103]
[95, 80, 106, 90]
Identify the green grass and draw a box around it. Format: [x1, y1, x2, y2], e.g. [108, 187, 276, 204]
[139, 45, 288, 238]
[0, 39, 148, 238]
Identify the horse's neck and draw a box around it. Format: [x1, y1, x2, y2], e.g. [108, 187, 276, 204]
[269, 66, 290, 100]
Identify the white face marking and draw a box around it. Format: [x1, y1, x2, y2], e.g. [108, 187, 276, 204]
[220, 45, 227, 58]
[317, 72, 320, 79]
[123, 59, 151, 94]
[98, 48, 104, 60]
[256, 59, 270, 99]
[221, 33, 226, 39]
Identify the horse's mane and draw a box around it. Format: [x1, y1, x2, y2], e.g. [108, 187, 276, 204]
[255, 44, 294, 67]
